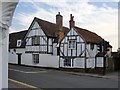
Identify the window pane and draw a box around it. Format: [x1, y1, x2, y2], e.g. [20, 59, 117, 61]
[33, 54, 39, 64]
[32, 36, 40, 45]
[68, 40, 76, 49]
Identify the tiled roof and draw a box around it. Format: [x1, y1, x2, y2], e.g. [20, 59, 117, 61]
[75, 26, 103, 43]
[35, 17, 69, 38]
[9, 17, 104, 49]
[9, 30, 28, 49]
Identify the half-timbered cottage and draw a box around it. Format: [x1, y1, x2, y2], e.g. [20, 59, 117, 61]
[9, 12, 112, 69]
[59, 14, 104, 69]
[9, 12, 69, 68]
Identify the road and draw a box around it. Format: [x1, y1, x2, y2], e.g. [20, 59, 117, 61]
[8, 65, 118, 89]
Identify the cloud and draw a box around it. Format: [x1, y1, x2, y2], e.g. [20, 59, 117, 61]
[10, 1, 118, 51]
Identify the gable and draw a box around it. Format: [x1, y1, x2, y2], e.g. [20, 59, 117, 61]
[26, 20, 46, 38]
[61, 28, 84, 43]
[35, 17, 69, 38]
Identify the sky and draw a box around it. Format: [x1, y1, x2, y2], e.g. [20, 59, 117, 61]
[10, 0, 119, 51]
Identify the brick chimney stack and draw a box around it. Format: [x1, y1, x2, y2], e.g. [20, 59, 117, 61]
[56, 12, 63, 31]
[56, 12, 64, 43]
[69, 14, 75, 29]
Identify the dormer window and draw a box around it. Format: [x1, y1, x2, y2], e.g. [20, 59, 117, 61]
[17, 40, 22, 47]
[68, 40, 76, 49]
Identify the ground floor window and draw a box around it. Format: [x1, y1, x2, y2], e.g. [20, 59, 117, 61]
[33, 54, 39, 64]
[64, 59, 73, 67]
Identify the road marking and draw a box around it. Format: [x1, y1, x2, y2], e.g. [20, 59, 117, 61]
[25, 71, 47, 73]
[8, 78, 39, 89]
[9, 68, 47, 73]
[9, 68, 27, 73]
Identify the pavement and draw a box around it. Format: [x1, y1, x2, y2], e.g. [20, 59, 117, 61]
[8, 65, 119, 89]
[65, 71, 119, 81]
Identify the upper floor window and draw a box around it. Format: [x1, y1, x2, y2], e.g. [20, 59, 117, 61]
[90, 43, 94, 50]
[68, 40, 76, 49]
[32, 36, 40, 45]
[17, 40, 22, 47]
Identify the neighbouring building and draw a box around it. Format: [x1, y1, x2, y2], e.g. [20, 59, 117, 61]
[9, 12, 112, 71]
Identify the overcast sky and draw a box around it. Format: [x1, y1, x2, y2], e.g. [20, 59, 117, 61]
[10, 0, 119, 51]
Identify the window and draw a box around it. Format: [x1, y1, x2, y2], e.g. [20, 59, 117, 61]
[33, 54, 39, 64]
[32, 36, 40, 45]
[64, 59, 71, 66]
[64, 59, 73, 67]
[17, 40, 22, 47]
[68, 40, 76, 49]
[90, 43, 94, 50]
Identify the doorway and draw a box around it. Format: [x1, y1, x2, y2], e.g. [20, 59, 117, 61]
[17, 54, 22, 65]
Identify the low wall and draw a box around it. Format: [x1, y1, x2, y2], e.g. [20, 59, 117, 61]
[22, 54, 59, 68]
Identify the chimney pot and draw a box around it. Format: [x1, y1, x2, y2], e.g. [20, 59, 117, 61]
[58, 12, 60, 15]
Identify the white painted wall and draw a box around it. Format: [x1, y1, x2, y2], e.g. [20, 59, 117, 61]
[0, 26, 2, 89]
[74, 58, 85, 68]
[96, 57, 103, 67]
[86, 44, 98, 57]
[60, 58, 85, 68]
[53, 43, 57, 56]
[21, 54, 32, 65]
[9, 48, 25, 64]
[1, 28, 8, 88]
[60, 58, 64, 67]
[27, 21, 45, 37]
[39, 54, 59, 68]
[22, 54, 59, 68]
[86, 58, 95, 68]
[60, 57, 95, 69]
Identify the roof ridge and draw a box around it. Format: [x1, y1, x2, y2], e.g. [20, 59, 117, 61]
[74, 26, 103, 43]
[35, 17, 56, 25]
[75, 26, 102, 38]
[75, 26, 95, 34]
[35, 17, 69, 29]
[9, 30, 28, 35]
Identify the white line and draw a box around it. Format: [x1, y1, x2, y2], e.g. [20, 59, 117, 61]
[9, 68, 27, 73]
[26, 71, 47, 73]
[9, 68, 47, 73]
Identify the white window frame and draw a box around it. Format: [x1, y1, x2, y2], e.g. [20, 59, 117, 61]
[17, 40, 22, 47]
[68, 40, 76, 49]
[33, 54, 39, 64]
[64, 59, 73, 67]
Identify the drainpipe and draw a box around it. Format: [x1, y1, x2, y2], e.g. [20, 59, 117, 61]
[85, 43, 87, 72]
